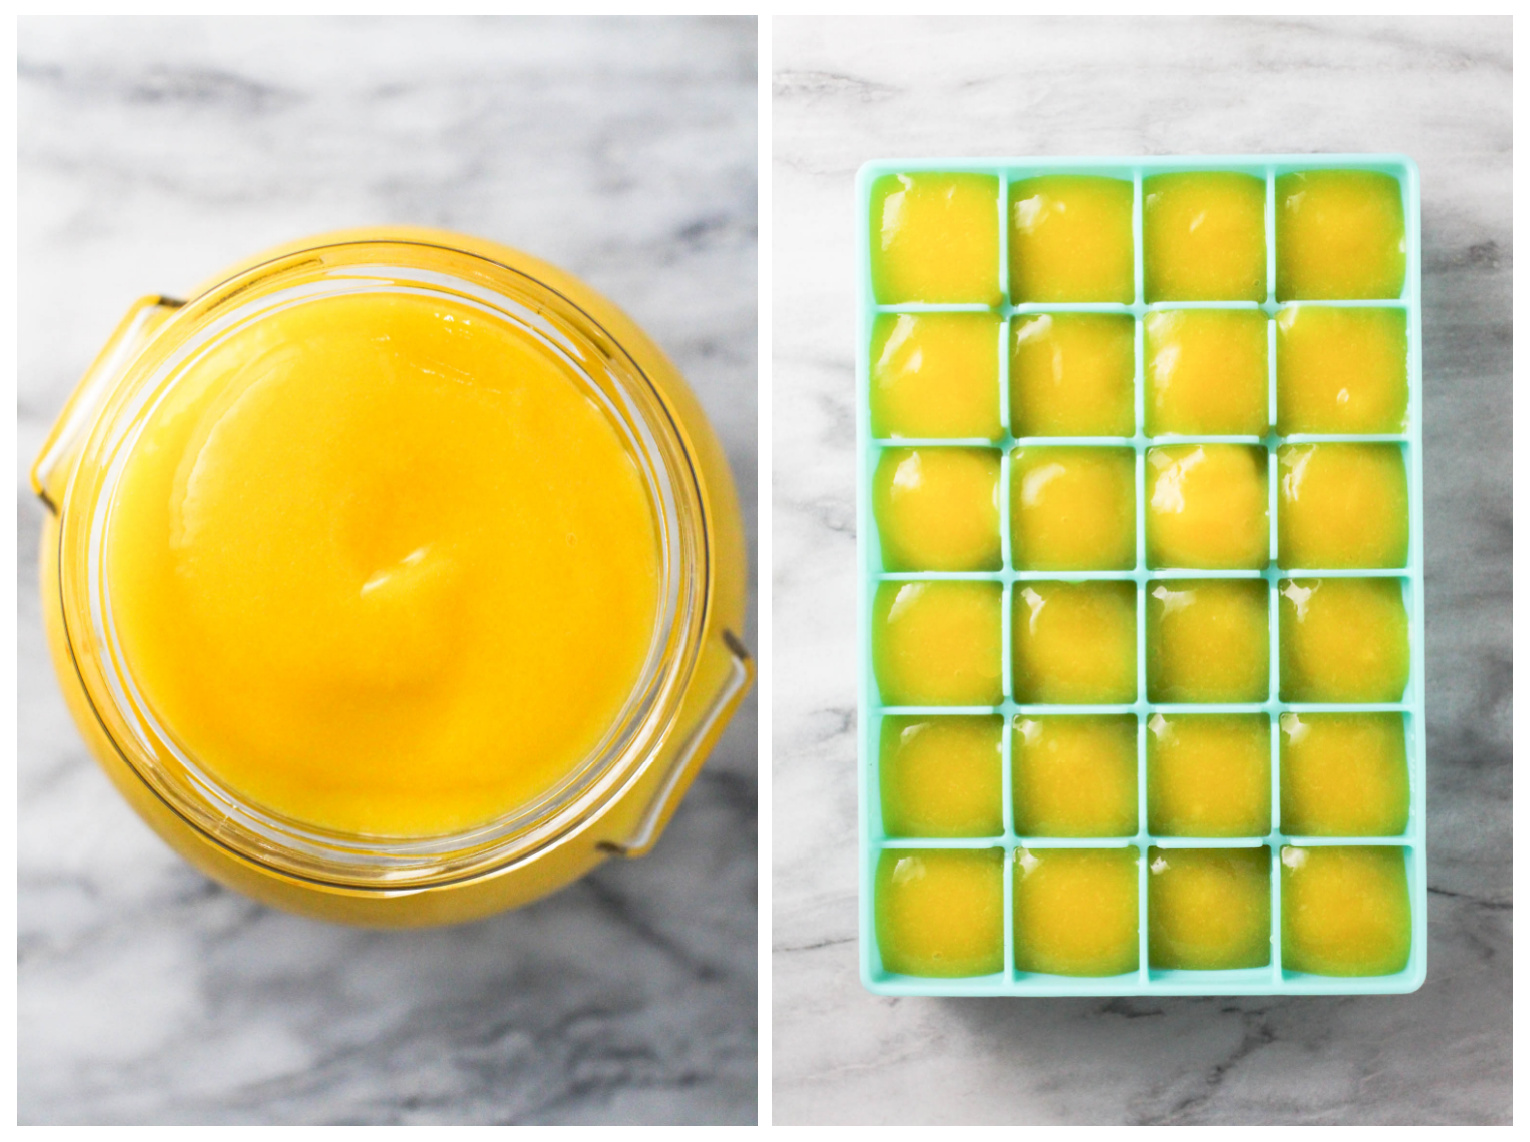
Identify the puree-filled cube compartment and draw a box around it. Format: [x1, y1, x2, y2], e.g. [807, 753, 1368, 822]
[873, 580, 1003, 707]
[1010, 313, 1136, 438]
[1143, 171, 1267, 302]
[1146, 444, 1270, 570]
[1144, 310, 1269, 437]
[1149, 846, 1271, 970]
[879, 715, 1004, 838]
[1009, 175, 1135, 303]
[1281, 845, 1412, 976]
[1280, 712, 1409, 837]
[1013, 580, 1137, 704]
[1013, 715, 1138, 838]
[1147, 713, 1272, 837]
[870, 312, 1003, 441]
[1014, 846, 1140, 976]
[875, 847, 1005, 977]
[1277, 443, 1409, 570]
[1279, 577, 1409, 702]
[873, 446, 1002, 572]
[1147, 578, 1270, 703]
[869, 172, 1001, 305]
[1275, 306, 1408, 435]
[1276, 170, 1406, 300]
[1010, 446, 1136, 571]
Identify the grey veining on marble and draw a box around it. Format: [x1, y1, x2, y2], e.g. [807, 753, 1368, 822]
[771, 16, 1509, 1125]
[18, 16, 757, 1126]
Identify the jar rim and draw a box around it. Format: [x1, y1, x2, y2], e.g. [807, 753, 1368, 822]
[54, 236, 713, 891]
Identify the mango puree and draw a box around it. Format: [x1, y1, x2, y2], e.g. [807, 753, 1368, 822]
[107, 291, 660, 837]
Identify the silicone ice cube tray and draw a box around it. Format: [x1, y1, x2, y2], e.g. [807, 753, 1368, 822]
[856, 154, 1425, 996]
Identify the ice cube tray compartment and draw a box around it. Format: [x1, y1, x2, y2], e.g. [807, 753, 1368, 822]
[857, 155, 1425, 997]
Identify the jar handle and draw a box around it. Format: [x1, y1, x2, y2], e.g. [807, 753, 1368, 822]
[32, 295, 184, 514]
[599, 628, 754, 858]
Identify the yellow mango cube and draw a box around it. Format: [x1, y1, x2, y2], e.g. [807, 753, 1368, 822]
[1144, 171, 1266, 302]
[876, 847, 1005, 977]
[1014, 846, 1140, 976]
[879, 715, 1004, 838]
[1279, 578, 1409, 702]
[873, 581, 1003, 707]
[1148, 846, 1272, 970]
[1013, 715, 1138, 838]
[1010, 446, 1136, 571]
[870, 312, 1003, 441]
[1276, 170, 1406, 301]
[873, 447, 1002, 572]
[1275, 305, 1408, 434]
[1277, 443, 1409, 570]
[1146, 578, 1270, 703]
[1147, 713, 1272, 837]
[1281, 845, 1412, 976]
[1010, 313, 1136, 438]
[1144, 309, 1269, 436]
[870, 172, 1001, 305]
[1010, 175, 1135, 303]
[1013, 580, 1137, 704]
[1280, 712, 1409, 836]
[1146, 444, 1269, 570]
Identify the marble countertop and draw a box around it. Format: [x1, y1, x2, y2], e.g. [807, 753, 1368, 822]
[18, 16, 757, 1125]
[771, 16, 1510, 1125]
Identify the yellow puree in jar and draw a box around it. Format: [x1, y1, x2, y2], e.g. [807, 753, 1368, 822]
[106, 291, 660, 837]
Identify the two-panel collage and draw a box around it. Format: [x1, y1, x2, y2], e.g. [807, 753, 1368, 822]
[15, 14, 1512, 1128]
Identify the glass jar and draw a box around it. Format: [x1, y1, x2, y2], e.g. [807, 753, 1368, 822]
[32, 228, 752, 926]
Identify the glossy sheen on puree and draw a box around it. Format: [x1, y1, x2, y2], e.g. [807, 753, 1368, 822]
[876, 847, 1005, 977]
[1275, 305, 1408, 434]
[873, 580, 1003, 707]
[1147, 713, 1272, 837]
[106, 292, 660, 837]
[1009, 313, 1136, 438]
[1148, 846, 1272, 970]
[1147, 578, 1270, 703]
[1009, 176, 1135, 304]
[1013, 580, 1137, 704]
[1014, 846, 1140, 977]
[1143, 171, 1267, 302]
[1277, 443, 1409, 570]
[1013, 715, 1138, 838]
[879, 715, 1003, 838]
[873, 447, 1001, 572]
[1279, 577, 1409, 702]
[1276, 170, 1406, 300]
[1146, 444, 1270, 570]
[871, 312, 1002, 440]
[1010, 446, 1136, 571]
[1281, 845, 1411, 976]
[1279, 712, 1409, 836]
[871, 172, 1001, 305]
[1143, 309, 1270, 437]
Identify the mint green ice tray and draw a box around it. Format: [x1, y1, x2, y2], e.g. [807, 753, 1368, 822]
[855, 154, 1425, 996]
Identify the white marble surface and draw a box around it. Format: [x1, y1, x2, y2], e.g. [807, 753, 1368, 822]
[18, 16, 757, 1125]
[772, 16, 1509, 1125]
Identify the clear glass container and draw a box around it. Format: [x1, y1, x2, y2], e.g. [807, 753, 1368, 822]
[33, 229, 752, 926]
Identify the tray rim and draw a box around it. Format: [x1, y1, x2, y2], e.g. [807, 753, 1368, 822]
[855, 152, 1426, 998]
